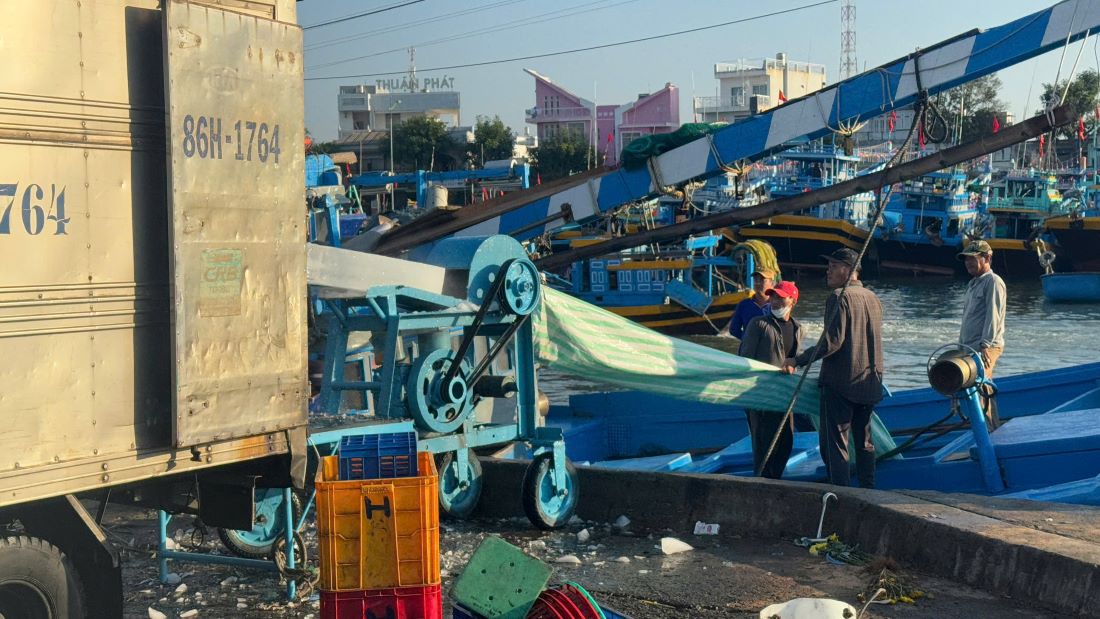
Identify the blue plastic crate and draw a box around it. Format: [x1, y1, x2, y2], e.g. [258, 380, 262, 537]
[339, 431, 418, 480]
[601, 605, 635, 619]
[451, 604, 482, 618]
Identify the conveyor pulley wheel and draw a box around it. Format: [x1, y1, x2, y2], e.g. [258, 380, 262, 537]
[500, 258, 540, 316]
[407, 349, 475, 433]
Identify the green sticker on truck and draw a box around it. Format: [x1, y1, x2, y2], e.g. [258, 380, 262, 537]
[199, 248, 242, 316]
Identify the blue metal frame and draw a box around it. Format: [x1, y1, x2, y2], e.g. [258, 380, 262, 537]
[157, 487, 297, 600]
[309, 235, 573, 527]
[316, 293, 561, 456]
[955, 351, 1005, 493]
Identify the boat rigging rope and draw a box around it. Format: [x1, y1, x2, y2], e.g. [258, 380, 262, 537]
[754, 86, 931, 477]
[912, 53, 950, 145]
[1051, 0, 1083, 106]
[1058, 28, 1090, 107]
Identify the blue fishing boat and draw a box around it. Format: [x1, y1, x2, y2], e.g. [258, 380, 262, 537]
[872, 170, 980, 276]
[1038, 128, 1100, 272]
[1041, 272, 1100, 302]
[1044, 179, 1100, 271]
[544, 232, 752, 335]
[980, 169, 1069, 277]
[528, 359, 1100, 505]
[733, 146, 876, 269]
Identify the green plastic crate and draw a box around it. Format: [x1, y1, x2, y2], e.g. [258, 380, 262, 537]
[451, 536, 552, 619]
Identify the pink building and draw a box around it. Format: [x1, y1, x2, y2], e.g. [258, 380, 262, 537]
[524, 69, 679, 166]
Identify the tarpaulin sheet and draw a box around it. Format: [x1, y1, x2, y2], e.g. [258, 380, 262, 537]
[534, 287, 897, 453]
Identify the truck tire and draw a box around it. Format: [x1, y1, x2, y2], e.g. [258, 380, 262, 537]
[0, 536, 85, 619]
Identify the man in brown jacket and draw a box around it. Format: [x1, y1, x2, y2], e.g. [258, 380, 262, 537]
[784, 248, 884, 488]
[738, 281, 803, 479]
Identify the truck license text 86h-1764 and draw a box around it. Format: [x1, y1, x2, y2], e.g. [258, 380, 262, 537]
[181, 115, 282, 163]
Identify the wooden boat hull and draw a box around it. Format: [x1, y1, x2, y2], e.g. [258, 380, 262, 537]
[1046, 216, 1100, 271]
[606, 291, 752, 335]
[872, 238, 962, 276]
[735, 215, 870, 269]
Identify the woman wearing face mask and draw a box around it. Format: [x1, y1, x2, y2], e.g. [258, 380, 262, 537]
[737, 281, 802, 479]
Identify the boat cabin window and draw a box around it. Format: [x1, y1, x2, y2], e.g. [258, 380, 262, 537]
[994, 216, 1039, 239]
[1008, 181, 1038, 199]
[915, 214, 941, 234]
[947, 217, 960, 237]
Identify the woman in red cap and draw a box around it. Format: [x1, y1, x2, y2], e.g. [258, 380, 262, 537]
[738, 280, 803, 478]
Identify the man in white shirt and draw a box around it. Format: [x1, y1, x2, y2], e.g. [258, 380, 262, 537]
[957, 240, 1006, 425]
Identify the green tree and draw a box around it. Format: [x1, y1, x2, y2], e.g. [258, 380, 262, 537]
[934, 74, 1007, 143]
[1039, 68, 1100, 139]
[534, 132, 602, 181]
[311, 140, 340, 155]
[392, 116, 453, 171]
[472, 115, 515, 166]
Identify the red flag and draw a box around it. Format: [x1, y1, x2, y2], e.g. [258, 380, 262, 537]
[992, 115, 1000, 134]
[778, 90, 788, 103]
[1039, 134, 1046, 158]
[536, 173, 542, 186]
[918, 119, 926, 148]
[607, 132, 614, 143]
[888, 110, 896, 132]
[1079, 118, 1087, 140]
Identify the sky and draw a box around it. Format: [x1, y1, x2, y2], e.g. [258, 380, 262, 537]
[298, 0, 1089, 142]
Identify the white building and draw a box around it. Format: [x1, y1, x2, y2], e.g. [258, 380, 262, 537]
[693, 53, 827, 123]
[338, 85, 462, 138]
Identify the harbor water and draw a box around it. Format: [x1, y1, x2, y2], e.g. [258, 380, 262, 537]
[540, 275, 1100, 401]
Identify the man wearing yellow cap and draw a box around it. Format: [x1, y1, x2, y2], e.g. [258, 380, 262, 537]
[957, 240, 1006, 425]
[721, 267, 776, 339]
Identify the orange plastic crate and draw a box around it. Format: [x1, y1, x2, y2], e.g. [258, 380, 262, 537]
[316, 451, 440, 591]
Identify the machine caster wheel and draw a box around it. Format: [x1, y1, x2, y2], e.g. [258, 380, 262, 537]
[438, 451, 484, 519]
[521, 452, 579, 530]
[217, 489, 302, 559]
[272, 531, 308, 574]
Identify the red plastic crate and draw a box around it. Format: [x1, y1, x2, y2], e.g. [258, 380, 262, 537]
[321, 584, 442, 619]
[527, 585, 602, 619]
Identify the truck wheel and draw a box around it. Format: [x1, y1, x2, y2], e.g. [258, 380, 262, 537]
[0, 536, 85, 619]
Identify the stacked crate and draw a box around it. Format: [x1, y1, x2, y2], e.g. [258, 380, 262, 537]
[317, 431, 443, 619]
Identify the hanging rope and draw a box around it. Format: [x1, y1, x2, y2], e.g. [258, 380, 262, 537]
[733, 240, 782, 283]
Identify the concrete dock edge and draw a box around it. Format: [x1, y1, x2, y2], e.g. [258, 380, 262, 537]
[478, 459, 1100, 616]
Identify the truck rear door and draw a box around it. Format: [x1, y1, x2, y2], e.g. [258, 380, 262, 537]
[163, 0, 307, 447]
